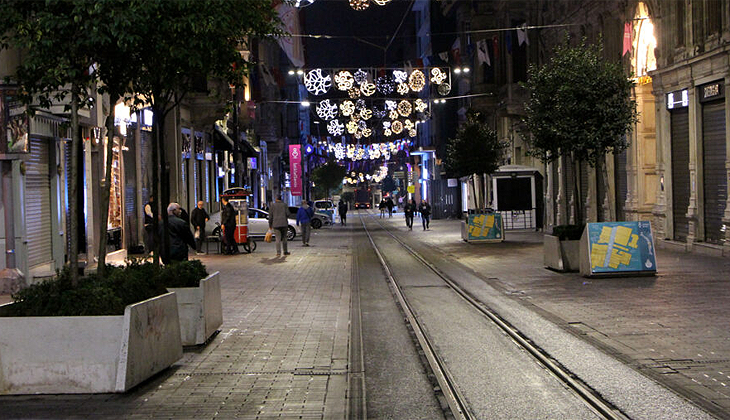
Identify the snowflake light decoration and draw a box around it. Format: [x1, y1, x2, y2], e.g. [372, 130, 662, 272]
[358, 120, 367, 131]
[383, 121, 391, 130]
[360, 108, 373, 120]
[355, 99, 366, 110]
[370, 146, 381, 159]
[389, 110, 399, 120]
[327, 119, 344, 136]
[397, 100, 412, 117]
[340, 100, 355, 116]
[385, 100, 397, 111]
[414, 98, 427, 113]
[316, 99, 338, 120]
[349, 0, 369, 10]
[353, 69, 368, 85]
[404, 119, 414, 130]
[360, 82, 376, 96]
[334, 71, 355, 91]
[333, 143, 345, 160]
[408, 69, 426, 92]
[363, 128, 372, 137]
[397, 83, 409, 95]
[376, 76, 394, 95]
[346, 120, 358, 134]
[384, 128, 392, 136]
[393, 70, 408, 84]
[438, 82, 451, 96]
[348, 87, 361, 99]
[409, 129, 417, 138]
[374, 108, 387, 119]
[430, 68, 447, 85]
[304, 69, 332, 95]
[391, 120, 403, 134]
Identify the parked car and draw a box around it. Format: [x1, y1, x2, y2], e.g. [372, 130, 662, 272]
[287, 207, 331, 229]
[313, 200, 336, 221]
[207, 208, 299, 241]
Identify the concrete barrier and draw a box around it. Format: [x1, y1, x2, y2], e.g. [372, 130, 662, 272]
[0, 292, 182, 394]
[544, 235, 580, 272]
[168, 271, 222, 346]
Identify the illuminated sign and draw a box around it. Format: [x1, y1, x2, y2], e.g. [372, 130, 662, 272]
[700, 81, 724, 103]
[666, 89, 688, 110]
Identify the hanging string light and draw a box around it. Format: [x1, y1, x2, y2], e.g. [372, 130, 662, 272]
[349, 0, 369, 10]
[327, 119, 344, 136]
[376, 76, 395, 94]
[397, 100, 412, 117]
[385, 100, 397, 110]
[360, 81, 376, 96]
[340, 100, 355, 116]
[389, 110, 399, 120]
[438, 83, 451, 96]
[414, 98, 428, 113]
[353, 69, 368, 85]
[304, 69, 332, 95]
[408, 69, 426, 92]
[397, 82, 409, 95]
[334, 70, 355, 91]
[348, 87, 361, 98]
[430, 68, 447, 85]
[346, 120, 358, 134]
[316, 99, 338, 120]
[372, 0, 392, 5]
[360, 108, 373, 120]
[391, 120, 403, 134]
[393, 70, 408, 84]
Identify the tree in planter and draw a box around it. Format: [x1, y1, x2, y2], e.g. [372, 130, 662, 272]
[1, 0, 101, 286]
[523, 37, 638, 223]
[126, 0, 280, 264]
[381, 175, 397, 197]
[311, 160, 347, 200]
[445, 111, 508, 209]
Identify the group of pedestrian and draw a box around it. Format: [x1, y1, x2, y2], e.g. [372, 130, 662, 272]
[402, 198, 431, 230]
[143, 195, 211, 264]
[378, 196, 394, 218]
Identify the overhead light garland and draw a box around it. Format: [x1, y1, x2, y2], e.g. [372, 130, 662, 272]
[334, 70, 355, 91]
[349, 0, 369, 11]
[340, 100, 355, 116]
[327, 119, 344, 136]
[397, 100, 412, 117]
[316, 99, 338, 120]
[353, 68, 368, 85]
[408, 69, 426, 92]
[360, 81, 376, 96]
[328, 140, 410, 162]
[304, 69, 331, 95]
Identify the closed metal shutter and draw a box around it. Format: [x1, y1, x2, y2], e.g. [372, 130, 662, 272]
[140, 131, 151, 203]
[124, 132, 137, 247]
[671, 108, 690, 241]
[193, 158, 198, 203]
[26, 137, 53, 267]
[702, 102, 727, 244]
[615, 150, 628, 221]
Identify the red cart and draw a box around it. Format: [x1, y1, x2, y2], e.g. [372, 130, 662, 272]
[220, 188, 256, 253]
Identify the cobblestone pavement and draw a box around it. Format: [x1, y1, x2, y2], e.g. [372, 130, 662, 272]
[0, 228, 352, 419]
[378, 213, 730, 419]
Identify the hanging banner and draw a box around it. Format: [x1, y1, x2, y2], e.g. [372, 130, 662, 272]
[275, 3, 305, 67]
[289, 144, 302, 196]
[1, 88, 29, 154]
[580, 221, 657, 277]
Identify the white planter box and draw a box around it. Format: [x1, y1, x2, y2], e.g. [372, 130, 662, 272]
[168, 271, 222, 346]
[0, 292, 182, 394]
[544, 235, 580, 272]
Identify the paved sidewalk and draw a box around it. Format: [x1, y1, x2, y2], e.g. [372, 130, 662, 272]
[0, 229, 353, 419]
[378, 213, 730, 418]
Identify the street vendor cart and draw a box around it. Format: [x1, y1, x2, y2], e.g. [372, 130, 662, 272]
[220, 188, 256, 253]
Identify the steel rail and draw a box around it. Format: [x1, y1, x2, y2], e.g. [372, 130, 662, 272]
[359, 213, 474, 420]
[362, 211, 630, 420]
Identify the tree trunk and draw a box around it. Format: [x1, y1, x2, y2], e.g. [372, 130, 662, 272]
[470, 174, 478, 210]
[151, 107, 160, 266]
[571, 155, 582, 224]
[97, 101, 117, 277]
[153, 105, 171, 264]
[601, 154, 612, 221]
[69, 86, 80, 286]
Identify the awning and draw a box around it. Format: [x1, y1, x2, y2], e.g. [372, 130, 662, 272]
[213, 125, 258, 157]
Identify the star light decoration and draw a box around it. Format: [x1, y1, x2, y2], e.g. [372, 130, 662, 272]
[334, 70, 354, 91]
[340, 100, 355, 116]
[353, 69, 368, 85]
[408, 69, 426, 92]
[316, 99, 338, 120]
[430, 68, 447, 85]
[327, 119, 344, 136]
[304, 69, 331, 95]
[397, 100, 412, 117]
[349, 0, 369, 10]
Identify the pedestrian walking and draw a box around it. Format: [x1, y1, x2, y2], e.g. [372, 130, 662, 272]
[338, 200, 348, 226]
[143, 195, 155, 255]
[268, 195, 290, 256]
[386, 197, 394, 218]
[379, 199, 387, 218]
[296, 201, 313, 246]
[190, 200, 209, 254]
[419, 199, 432, 230]
[221, 197, 239, 255]
[161, 203, 196, 265]
[404, 198, 416, 230]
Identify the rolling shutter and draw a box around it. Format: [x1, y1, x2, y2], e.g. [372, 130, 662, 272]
[671, 108, 690, 241]
[702, 102, 727, 244]
[25, 138, 53, 267]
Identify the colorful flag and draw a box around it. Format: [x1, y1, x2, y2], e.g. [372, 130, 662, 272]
[517, 25, 529, 46]
[623, 22, 632, 56]
[275, 3, 305, 67]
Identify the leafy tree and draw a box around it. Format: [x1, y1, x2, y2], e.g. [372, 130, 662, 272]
[1, 0, 100, 285]
[445, 111, 508, 209]
[341, 191, 354, 204]
[523, 38, 638, 222]
[381, 175, 397, 195]
[311, 160, 346, 200]
[121, 0, 280, 264]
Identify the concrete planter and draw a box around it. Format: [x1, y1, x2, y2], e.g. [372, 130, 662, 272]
[168, 271, 222, 346]
[544, 235, 580, 272]
[0, 292, 182, 394]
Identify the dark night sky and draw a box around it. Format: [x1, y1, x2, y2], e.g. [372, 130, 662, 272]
[301, 0, 416, 69]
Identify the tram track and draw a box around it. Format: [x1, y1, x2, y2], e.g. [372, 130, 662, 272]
[358, 211, 630, 420]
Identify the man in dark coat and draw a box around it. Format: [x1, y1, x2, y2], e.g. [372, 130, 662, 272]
[190, 200, 209, 254]
[144, 195, 155, 255]
[386, 197, 394, 218]
[221, 197, 239, 255]
[162, 203, 196, 264]
[338, 200, 348, 226]
[404, 198, 416, 230]
[418, 199, 432, 230]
